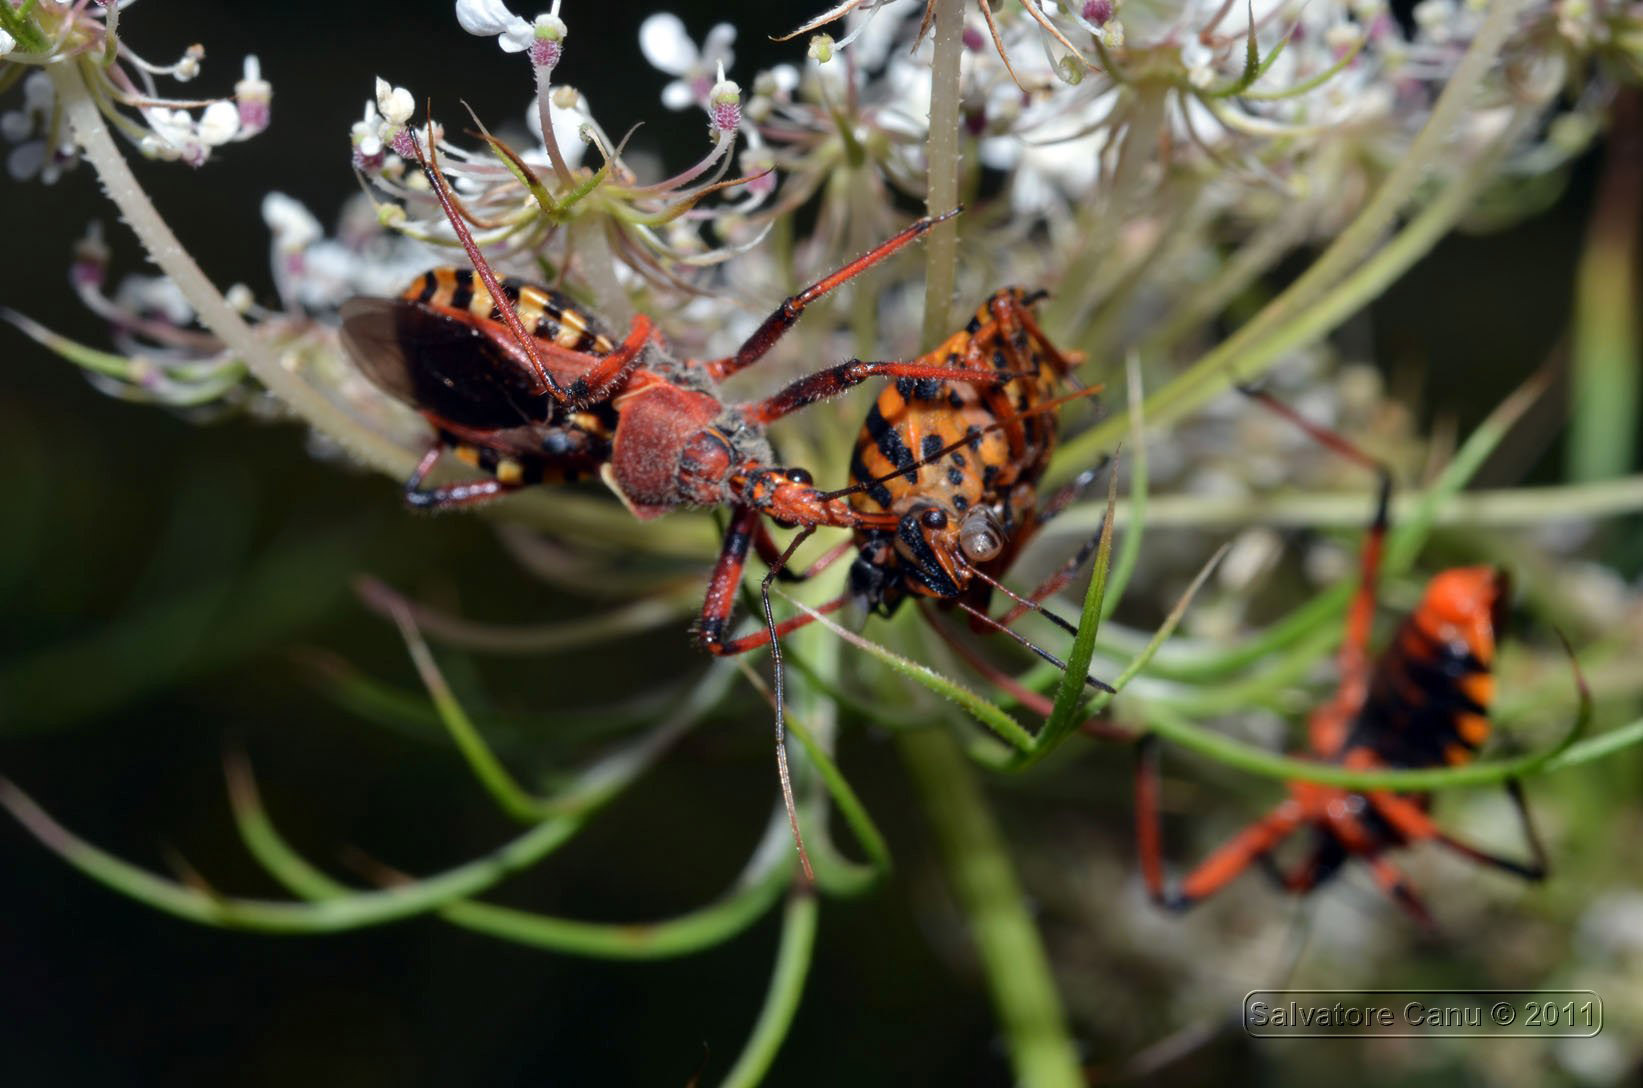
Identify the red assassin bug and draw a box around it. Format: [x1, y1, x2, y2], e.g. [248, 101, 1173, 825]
[339, 129, 1039, 874]
[1135, 387, 1587, 926]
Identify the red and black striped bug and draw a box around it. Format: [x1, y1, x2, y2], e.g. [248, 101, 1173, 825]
[1135, 387, 1588, 926]
[338, 129, 1051, 875]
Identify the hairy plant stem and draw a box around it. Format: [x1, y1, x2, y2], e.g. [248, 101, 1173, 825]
[920, 0, 965, 344]
[1032, 474, 1643, 534]
[900, 4, 1082, 1082]
[898, 727, 1083, 1088]
[49, 61, 416, 480]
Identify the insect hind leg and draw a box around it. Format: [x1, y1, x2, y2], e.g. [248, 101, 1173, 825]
[402, 443, 519, 511]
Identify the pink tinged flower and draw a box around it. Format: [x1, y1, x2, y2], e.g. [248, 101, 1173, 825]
[263, 192, 323, 254]
[740, 148, 777, 196]
[639, 13, 736, 110]
[351, 102, 386, 172]
[707, 62, 741, 135]
[529, 4, 567, 71]
[235, 55, 272, 137]
[454, 0, 536, 53]
[1082, 0, 1113, 27]
[372, 78, 419, 157]
[71, 226, 109, 292]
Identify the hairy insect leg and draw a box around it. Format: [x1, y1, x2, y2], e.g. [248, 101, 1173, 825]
[402, 443, 520, 510]
[752, 521, 855, 583]
[1361, 853, 1437, 928]
[697, 210, 961, 382]
[741, 357, 1025, 427]
[695, 506, 852, 656]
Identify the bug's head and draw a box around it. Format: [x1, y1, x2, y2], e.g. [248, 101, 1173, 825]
[892, 500, 967, 599]
[1418, 566, 1511, 665]
[888, 501, 1013, 600]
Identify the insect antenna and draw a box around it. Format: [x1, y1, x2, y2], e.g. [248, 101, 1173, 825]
[954, 601, 1115, 693]
[407, 120, 571, 404]
[758, 525, 819, 883]
[960, 563, 1084, 641]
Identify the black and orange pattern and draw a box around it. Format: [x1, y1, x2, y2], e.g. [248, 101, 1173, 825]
[1137, 393, 1550, 927]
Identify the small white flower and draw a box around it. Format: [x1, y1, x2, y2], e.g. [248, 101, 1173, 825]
[197, 101, 241, 146]
[144, 107, 195, 159]
[235, 55, 272, 136]
[7, 141, 45, 182]
[1, 72, 53, 176]
[174, 44, 203, 82]
[639, 13, 736, 110]
[374, 78, 415, 126]
[263, 192, 324, 253]
[455, 0, 535, 53]
[350, 100, 386, 169]
[116, 276, 196, 327]
[224, 283, 255, 313]
[1, 29, 18, 56]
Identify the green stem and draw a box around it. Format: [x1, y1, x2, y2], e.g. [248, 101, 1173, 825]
[898, 728, 1082, 1088]
[1033, 474, 1643, 535]
[720, 890, 818, 1088]
[1568, 88, 1642, 482]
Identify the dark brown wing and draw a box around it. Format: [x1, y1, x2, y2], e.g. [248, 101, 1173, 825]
[338, 296, 554, 429]
[338, 297, 420, 406]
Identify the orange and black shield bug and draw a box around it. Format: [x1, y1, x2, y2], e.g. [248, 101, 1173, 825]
[703, 286, 1123, 787]
[1135, 388, 1588, 927]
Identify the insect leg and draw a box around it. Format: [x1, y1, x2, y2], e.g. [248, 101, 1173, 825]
[696, 211, 961, 382]
[401, 443, 519, 510]
[1137, 734, 1307, 911]
[695, 506, 852, 656]
[1365, 783, 1548, 881]
[741, 358, 1020, 427]
[1237, 386, 1394, 755]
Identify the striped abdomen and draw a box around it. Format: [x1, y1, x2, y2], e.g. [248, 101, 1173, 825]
[403, 267, 615, 356]
[1346, 567, 1508, 769]
[847, 288, 1071, 611]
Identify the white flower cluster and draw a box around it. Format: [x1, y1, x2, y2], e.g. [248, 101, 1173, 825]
[0, 4, 271, 180]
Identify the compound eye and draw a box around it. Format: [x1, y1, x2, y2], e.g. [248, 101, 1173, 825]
[959, 508, 1005, 562]
[919, 507, 950, 531]
[786, 467, 813, 486]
